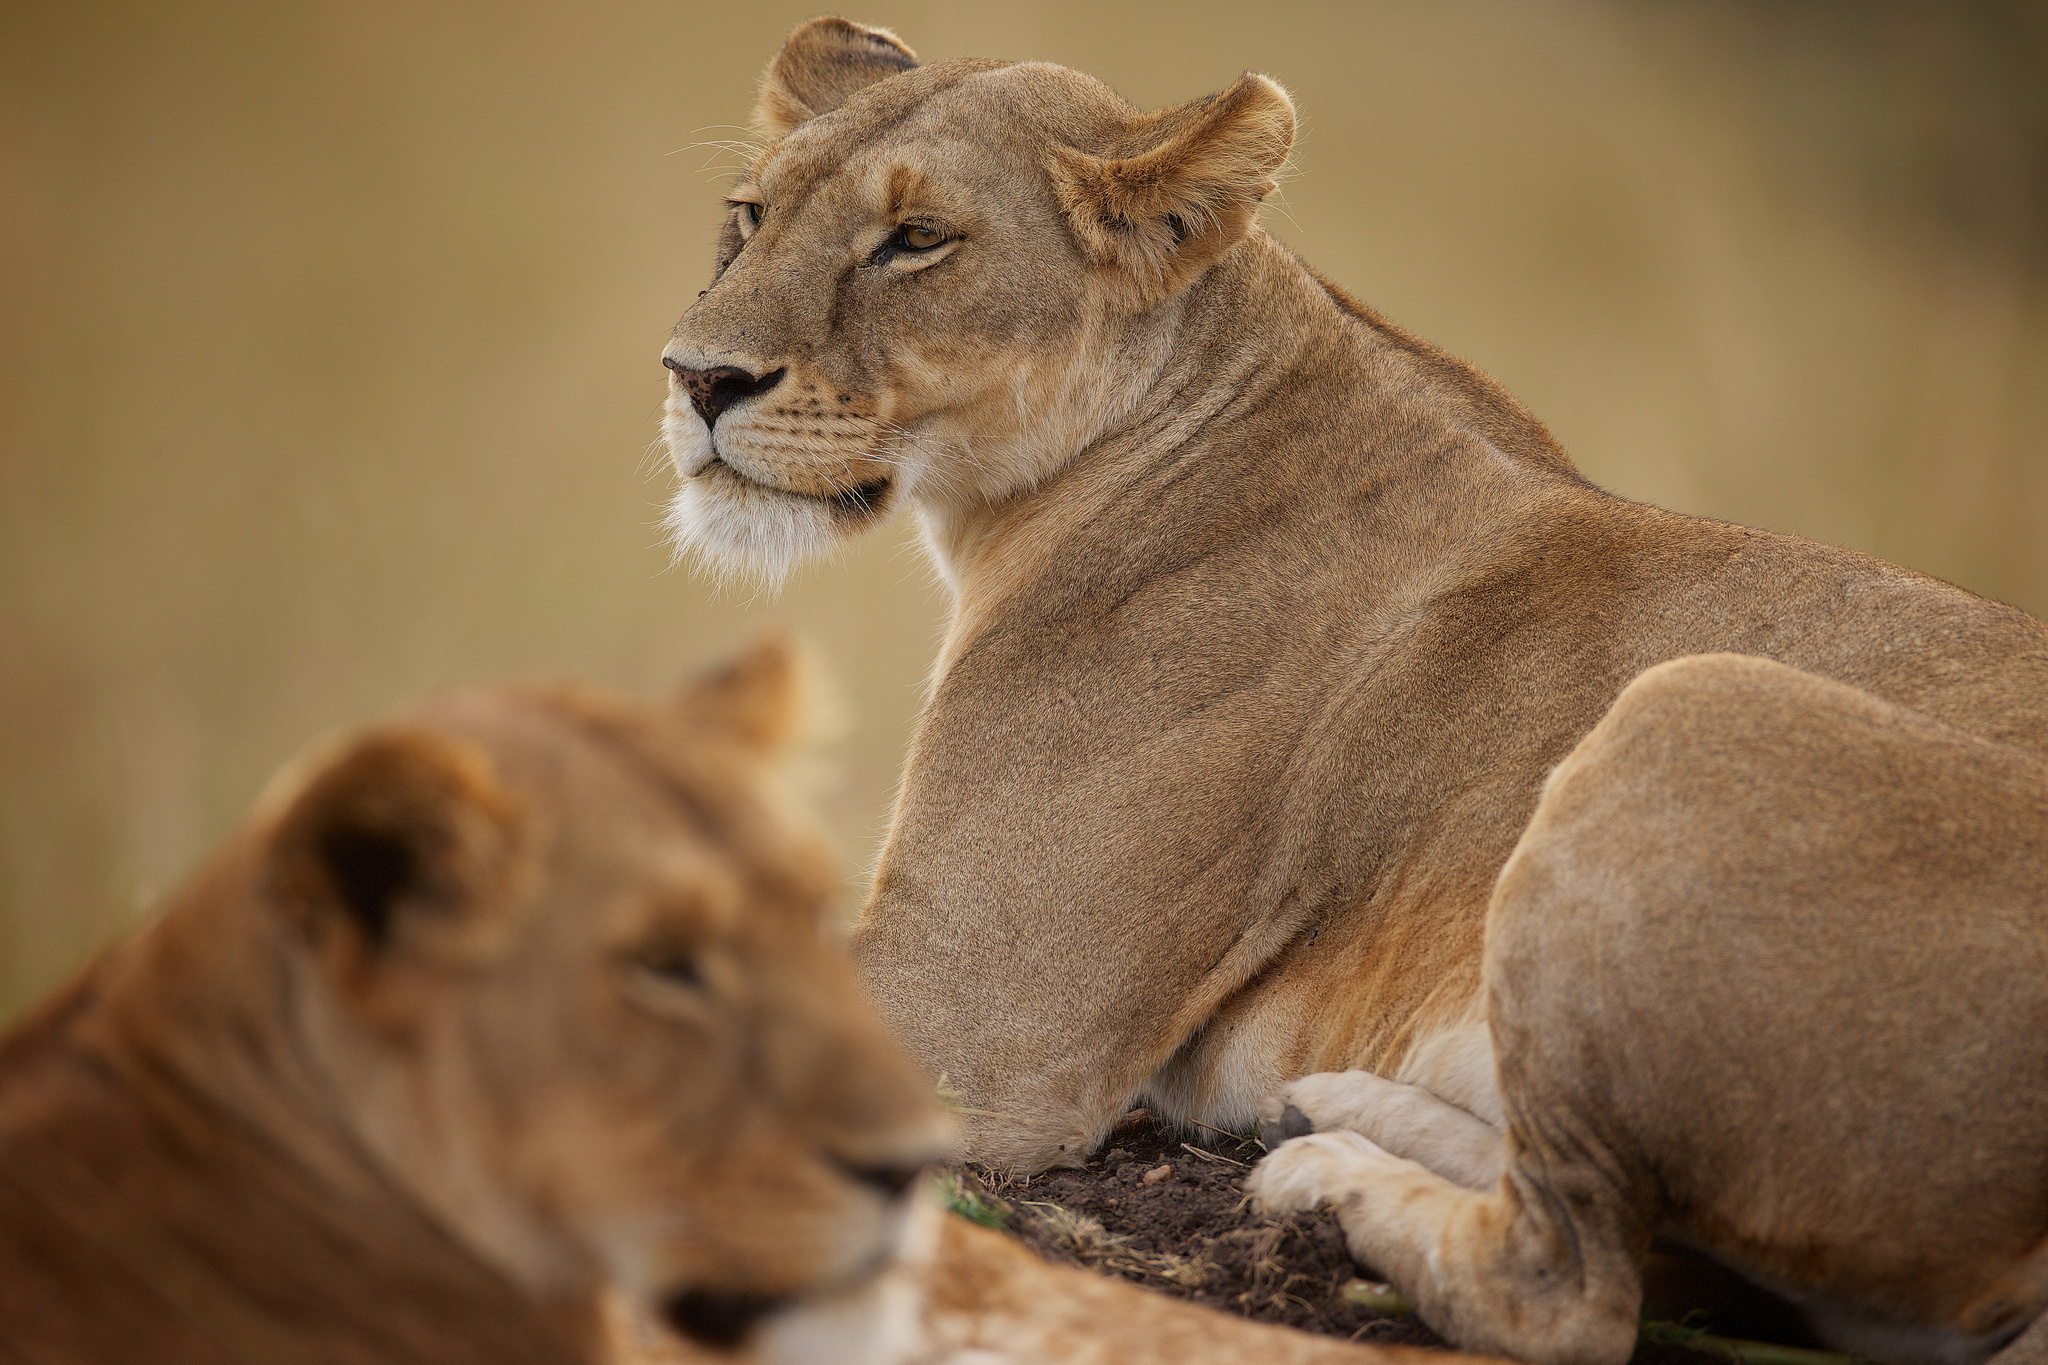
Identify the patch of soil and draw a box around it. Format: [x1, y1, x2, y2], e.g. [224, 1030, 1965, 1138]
[951, 1109, 1442, 1348]
[948, 1110, 1797, 1364]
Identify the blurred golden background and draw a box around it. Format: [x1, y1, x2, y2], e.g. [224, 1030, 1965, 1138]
[4, 1, 2044, 1019]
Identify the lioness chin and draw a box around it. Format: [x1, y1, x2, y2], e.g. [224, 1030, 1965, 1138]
[661, 18, 2048, 1365]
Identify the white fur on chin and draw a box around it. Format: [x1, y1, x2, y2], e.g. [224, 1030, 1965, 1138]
[661, 409, 842, 593]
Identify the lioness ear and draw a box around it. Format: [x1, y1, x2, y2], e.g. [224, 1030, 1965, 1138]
[674, 630, 820, 755]
[268, 728, 523, 998]
[755, 17, 919, 139]
[1051, 73, 1295, 306]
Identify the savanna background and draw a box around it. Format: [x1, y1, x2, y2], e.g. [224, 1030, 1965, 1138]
[4, 0, 2045, 1020]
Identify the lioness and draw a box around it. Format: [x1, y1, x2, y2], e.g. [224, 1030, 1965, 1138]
[0, 638, 1444, 1365]
[658, 17, 2048, 1365]
[0, 639, 950, 1362]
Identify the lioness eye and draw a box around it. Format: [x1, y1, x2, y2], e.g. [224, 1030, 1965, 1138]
[896, 224, 946, 251]
[730, 200, 762, 231]
[636, 948, 702, 987]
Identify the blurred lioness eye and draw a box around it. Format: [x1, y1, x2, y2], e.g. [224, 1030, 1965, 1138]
[901, 224, 945, 250]
[635, 945, 702, 987]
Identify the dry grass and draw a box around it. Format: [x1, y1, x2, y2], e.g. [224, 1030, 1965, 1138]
[1018, 1200, 1219, 1291]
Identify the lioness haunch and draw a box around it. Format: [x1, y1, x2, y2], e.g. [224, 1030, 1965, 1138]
[659, 18, 2048, 1365]
[0, 639, 1450, 1365]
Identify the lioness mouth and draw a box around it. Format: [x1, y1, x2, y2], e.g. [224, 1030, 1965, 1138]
[662, 1288, 787, 1349]
[702, 456, 890, 519]
[827, 476, 891, 517]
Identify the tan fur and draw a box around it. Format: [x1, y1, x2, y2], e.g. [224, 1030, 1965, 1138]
[663, 20, 2048, 1361]
[754, 18, 918, 141]
[0, 637, 951, 1363]
[659, 23, 1291, 587]
[1251, 655, 2048, 1365]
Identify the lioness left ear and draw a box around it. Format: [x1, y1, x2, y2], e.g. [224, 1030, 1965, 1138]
[268, 727, 523, 999]
[755, 17, 919, 140]
[1051, 73, 1296, 307]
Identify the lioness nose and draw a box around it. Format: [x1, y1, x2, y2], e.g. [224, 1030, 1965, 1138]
[665, 359, 785, 428]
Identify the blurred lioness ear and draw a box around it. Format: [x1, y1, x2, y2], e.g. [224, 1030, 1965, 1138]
[1051, 72, 1296, 307]
[268, 728, 523, 1008]
[755, 17, 919, 139]
[675, 630, 830, 755]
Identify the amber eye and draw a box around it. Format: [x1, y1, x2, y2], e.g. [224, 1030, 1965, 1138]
[896, 223, 946, 252]
[730, 200, 762, 231]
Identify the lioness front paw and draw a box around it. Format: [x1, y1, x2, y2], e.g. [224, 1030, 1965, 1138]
[1245, 1130, 1396, 1216]
[1256, 1101, 1315, 1150]
[1255, 1070, 1400, 1149]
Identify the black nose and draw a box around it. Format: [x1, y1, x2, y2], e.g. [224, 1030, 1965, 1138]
[662, 1289, 787, 1350]
[665, 359, 785, 428]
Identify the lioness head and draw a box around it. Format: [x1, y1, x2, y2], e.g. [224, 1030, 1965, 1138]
[263, 637, 950, 1349]
[660, 17, 1294, 586]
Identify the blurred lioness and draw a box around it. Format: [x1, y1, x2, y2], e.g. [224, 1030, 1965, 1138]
[657, 17, 2048, 1365]
[0, 639, 952, 1363]
[0, 638, 1451, 1365]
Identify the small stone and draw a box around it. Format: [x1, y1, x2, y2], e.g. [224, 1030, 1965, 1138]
[1141, 1163, 1172, 1185]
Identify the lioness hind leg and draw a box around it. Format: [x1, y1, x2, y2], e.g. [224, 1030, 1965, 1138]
[1256, 1071, 1505, 1191]
[1247, 1130, 1642, 1365]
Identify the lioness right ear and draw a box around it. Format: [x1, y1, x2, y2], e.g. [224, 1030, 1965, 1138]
[1052, 73, 1295, 308]
[267, 728, 523, 1000]
[673, 630, 818, 755]
[755, 17, 919, 139]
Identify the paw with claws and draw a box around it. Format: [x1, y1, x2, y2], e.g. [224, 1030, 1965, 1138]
[1245, 1129, 1407, 1219]
[1255, 1071, 1505, 1191]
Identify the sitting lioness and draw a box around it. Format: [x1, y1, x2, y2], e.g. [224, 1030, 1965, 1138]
[0, 638, 1443, 1365]
[656, 17, 2048, 1365]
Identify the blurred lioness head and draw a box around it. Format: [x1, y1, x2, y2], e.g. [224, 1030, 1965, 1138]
[0, 636, 950, 1361]
[660, 17, 1293, 585]
[267, 638, 953, 1344]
